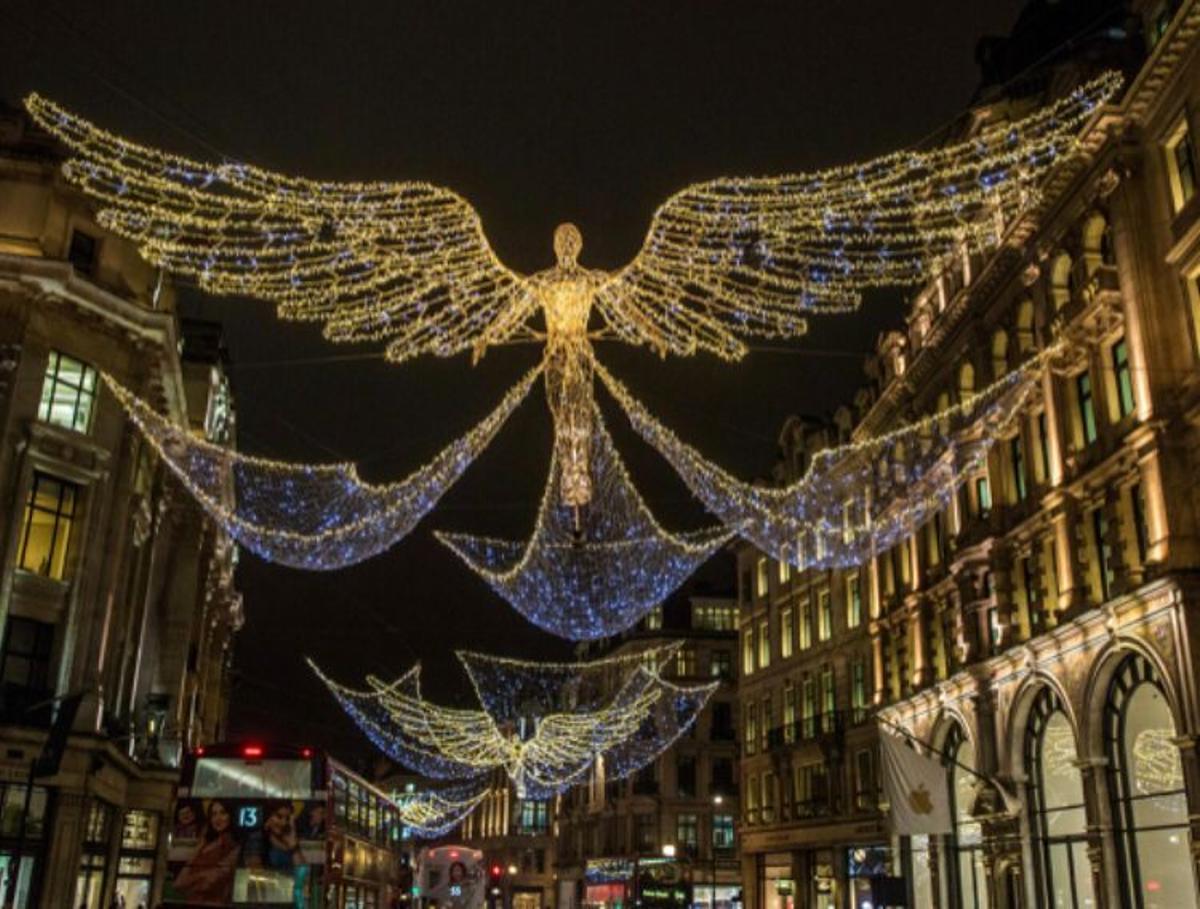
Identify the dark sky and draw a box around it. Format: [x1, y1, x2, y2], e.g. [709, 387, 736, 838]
[1, 0, 1031, 762]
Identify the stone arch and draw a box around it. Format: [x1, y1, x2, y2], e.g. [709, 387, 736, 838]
[1081, 637, 1186, 758]
[1007, 671, 1079, 782]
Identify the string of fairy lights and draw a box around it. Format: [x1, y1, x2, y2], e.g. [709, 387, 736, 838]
[25, 72, 1124, 830]
[103, 367, 541, 569]
[436, 407, 732, 640]
[308, 650, 716, 799]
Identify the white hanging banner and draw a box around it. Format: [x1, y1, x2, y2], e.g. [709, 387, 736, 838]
[880, 733, 953, 835]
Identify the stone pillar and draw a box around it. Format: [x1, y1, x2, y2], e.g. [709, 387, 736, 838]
[40, 790, 85, 908]
[1045, 492, 1086, 618]
[740, 852, 760, 909]
[870, 627, 886, 707]
[1076, 756, 1116, 909]
[907, 595, 934, 689]
[989, 543, 1017, 649]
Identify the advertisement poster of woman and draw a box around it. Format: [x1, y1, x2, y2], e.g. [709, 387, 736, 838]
[171, 800, 239, 903]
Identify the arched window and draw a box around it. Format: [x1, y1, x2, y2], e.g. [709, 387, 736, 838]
[1016, 299, 1036, 354]
[945, 724, 989, 909]
[1051, 253, 1074, 311]
[1104, 654, 1197, 906]
[1025, 688, 1095, 908]
[958, 362, 976, 402]
[991, 330, 1009, 381]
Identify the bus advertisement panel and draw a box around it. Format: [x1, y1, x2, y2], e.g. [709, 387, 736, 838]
[162, 746, 327, 905]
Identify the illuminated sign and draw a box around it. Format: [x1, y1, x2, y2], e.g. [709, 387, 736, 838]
[237, 806, 260, 828]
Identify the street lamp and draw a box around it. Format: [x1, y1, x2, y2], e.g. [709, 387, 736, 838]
[711, 794, 724, 909]
[662, 843, 677, 858]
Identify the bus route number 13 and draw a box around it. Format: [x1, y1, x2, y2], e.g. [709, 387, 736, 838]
[238, 806, 261, 828]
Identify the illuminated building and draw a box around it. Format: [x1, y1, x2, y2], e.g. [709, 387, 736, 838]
[0, 102, 241, 907]
[738, 1, 1200, 907]
[457, 770, 558, 909]
[553, 580, 742, 909]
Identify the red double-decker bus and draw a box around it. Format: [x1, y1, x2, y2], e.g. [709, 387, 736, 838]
[161, 742, 410, 908]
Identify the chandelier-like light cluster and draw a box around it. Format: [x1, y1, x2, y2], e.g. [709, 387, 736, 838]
[102, 368, 540, 569]
[596, 352, 1046, 570]
[394, 780, 491, 838]
[437, 408, 732, 640]
[310, 647, 715, 798]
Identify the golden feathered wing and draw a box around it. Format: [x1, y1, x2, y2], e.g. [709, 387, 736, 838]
[24, 94, 536, 364]
[596, 72, 1120, 361]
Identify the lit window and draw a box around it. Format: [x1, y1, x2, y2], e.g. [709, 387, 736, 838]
[742, 630, 754, 676]
[675, 648, 696, 678]
[846, 574, 862, 628]
[710, 650, 732, 680]
[1076, 373, 1098, 444]
[851, 660, 867, 713]
[798, 601, 812, 650]
[820, 667, 836, 718]
[18, 473, 78, 580]
[645, 606, 663, 630]
[1166, 118, 1198, 213]
[676, 814, 698, 850]
[778, 559, 790, 583]
[780, 607, 794, 659]
[817, 590, 832, 641]
[975, 476, 992, 515]
[757, 620, 770, 669]
[712, 814, 735, 849]
[1112, 337, 1135, 418]
[38, 351, 98, 434]
[755, 557, 768, 596]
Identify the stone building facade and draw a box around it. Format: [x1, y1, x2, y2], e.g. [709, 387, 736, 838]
[738, 0, 1200, 906]
[0, 103, 241, 906]
[554, 585, 742, 909]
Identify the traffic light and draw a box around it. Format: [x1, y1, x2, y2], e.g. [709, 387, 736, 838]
[489, 863, 504, 885]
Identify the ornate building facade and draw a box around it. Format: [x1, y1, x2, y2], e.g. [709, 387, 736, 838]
[0, 103, 242, 907]
[738, 0, 1200, 906]
[554, 583, 742, 909]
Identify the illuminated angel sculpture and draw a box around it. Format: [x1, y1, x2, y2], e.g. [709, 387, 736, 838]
[23, 75, 1118, 631]
[309, 645, 716, 798]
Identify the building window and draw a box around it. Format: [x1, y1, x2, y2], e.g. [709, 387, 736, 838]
[1035, 411, 1051, 483]
[744, 704, 757, 757]
[1105, 655, 1197, 905]
[846, 574, 862, 628]
[518, 800, 548, 833]
[18, 473, 79, 580]
[116, 810, 159, 908]
[1112, 337, 1135, 419]
[710, 649, 732, 680]
[711, 757, 734, 793]
[854, 749, 876, 811]
[851, 660, 867, 717]
[676, 814, 698, 853]
[1010, 437, 1028, 503]
[798, 600, 813, 650]
[712, 814, 734, 849]
[817, 589, 832, 641]
[778, 559, 790, 584]
[1075, 372, 1098, 445]
[693, 602, 737, 631]
[1130, 483, 1149, 566]
[1147, 1, 1175, 47]
[783, 683, 797, 744]
[945, 726, 987, 909]
[760, 696, 771, 752]
[1025, 689, 1094, 909]
[761, 771, 776, 822]
[635, 813, 655, 852]
[1090, 507, 1113, 602]
[38, 351, 98, 434]
[780, 607, 794, 659]
[757, 620, 770, 669]
[755, 557, 768, 597]
[0, 618, 55, 724]
[710, 702, 734, 742]
[819, 667, 835, 724]
[742, 630, 754, 676]
[801, 678, 816, 738]
[75, 800, 116, 909]
[67, 229, 98, 275]
[645, 606, 663, 630]
[676, 755, 696, 799]
[1166, 118, 1198, 213]
[975, 475, 992, 515]
[675, 648, 696, 678]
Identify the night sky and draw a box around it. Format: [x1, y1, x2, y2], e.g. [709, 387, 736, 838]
[2, 1, 1031, 763]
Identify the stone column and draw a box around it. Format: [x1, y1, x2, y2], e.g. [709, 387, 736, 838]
[907, 595, 934, 690]
[40, 791, 85, 907]
[1045, 491, 1086, 619]
[1076, 756, 1116, 909]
